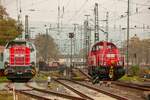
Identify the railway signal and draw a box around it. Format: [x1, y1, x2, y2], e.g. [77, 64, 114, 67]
[69, 32, 74, 79]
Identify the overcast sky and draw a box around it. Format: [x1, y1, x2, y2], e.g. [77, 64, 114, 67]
[1, 0, 150, 42]
[2, 0, 150, 24]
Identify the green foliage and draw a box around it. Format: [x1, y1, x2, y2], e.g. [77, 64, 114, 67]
[0, 5, 22, 45]
[119, 75, 144, 82]
[33, 73, 48, 81]
[130, 65, 140, 76]
[0, 76, 8, 82]
[72, 76, 85, 81]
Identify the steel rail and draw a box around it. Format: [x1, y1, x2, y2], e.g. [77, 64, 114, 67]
[112, 81, 150, 91]
[26, 83, 86, 100]
[64, 79, 128, 100]
[55, 80, 94, 100]
[77, 68, 92, 80]
[6, 82, 52, 100]
[17, 90, 52, 100]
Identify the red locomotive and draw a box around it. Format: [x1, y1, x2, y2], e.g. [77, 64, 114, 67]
[88, 41, 125, 83]
[3, 40, 36, 82]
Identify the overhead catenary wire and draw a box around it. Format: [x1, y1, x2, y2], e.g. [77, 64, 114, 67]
[100, 0, 150, 24]
[107, 2, 150, 28]
[63, 0, 72, 12]
[117, 0, 150, 6]
[7, 0, 49, 11]
[66, 0, 89, 24]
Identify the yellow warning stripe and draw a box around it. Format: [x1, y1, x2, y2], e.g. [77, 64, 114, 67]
[31, 69, 36, 75]
[109, 66, 114, 80]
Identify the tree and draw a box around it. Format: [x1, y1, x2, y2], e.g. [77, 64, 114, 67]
[0, 5, 22, 45]
[130, 65, 140, 76]
[123, 34, 150, 65]
[0, 5, 8, 19]
[34, 34, 60, 62]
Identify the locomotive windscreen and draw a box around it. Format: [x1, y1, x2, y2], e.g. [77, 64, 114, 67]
[6, 41, 26, 49]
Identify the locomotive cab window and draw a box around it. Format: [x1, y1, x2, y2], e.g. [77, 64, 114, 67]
[96, 45, 103, 51]
[6, 41, 26, 48]
[92, 46, 96, 52]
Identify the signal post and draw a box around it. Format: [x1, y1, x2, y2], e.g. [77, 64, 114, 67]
[68, 32, 74, 79]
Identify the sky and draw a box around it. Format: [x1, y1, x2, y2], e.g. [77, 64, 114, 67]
[1, 0, 150, 53]
[2, 0, 150, 24]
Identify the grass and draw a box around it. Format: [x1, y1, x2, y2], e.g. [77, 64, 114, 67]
[0, 76, 9, 82]
[0, 91, 13, 100]
[72, 76, 86, 81]
[71, 69, 87, 80]
[33, 71, 63, 81]
[119, 75, 144, 82]
[33, 73, 48, 81]
[48, 81, 60, 89]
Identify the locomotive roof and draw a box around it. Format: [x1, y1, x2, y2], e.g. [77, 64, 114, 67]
[10, 40, 27, 43]
[5, 40, 29, 48]
[93, 41, 117, 48]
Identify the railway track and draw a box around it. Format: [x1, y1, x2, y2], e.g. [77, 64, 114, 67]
[74, 68, 148, 99]
[6, 82, 86, 100]
[112, 81, 150, 91]
[56, 79, 128, 100]
[77, 68, 92, 80]
[26, 82, 86, 100]
[78, 67, 150, 92]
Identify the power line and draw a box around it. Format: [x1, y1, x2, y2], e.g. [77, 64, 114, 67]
[117, 0, 150, 6]
[107, 0, 150, 24]
[7, 0, 49, 11]
[66, 0, 89, 23]
[64, 0, 72, 10]
[108, 7, 150, 26]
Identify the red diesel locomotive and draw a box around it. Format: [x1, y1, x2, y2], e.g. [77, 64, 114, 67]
[88, 41, 125, 83]
[3, 40, 36, 82]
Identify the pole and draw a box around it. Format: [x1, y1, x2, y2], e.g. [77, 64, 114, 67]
[127, 0, 130, 75]
[85, 14, 90, 50]
[44, 25, 48, 63]
[106, 12, 109, 42]
[84, 15, 90, 66]
[73, 24, 77, 68]
[73, 24, 78, 57]
[69, 33, 74, 79]
[13, 84, 16, 100]
[94, 3, 99, 43]
[70, 37, 73, 78]
[25, 15, 29, 39]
